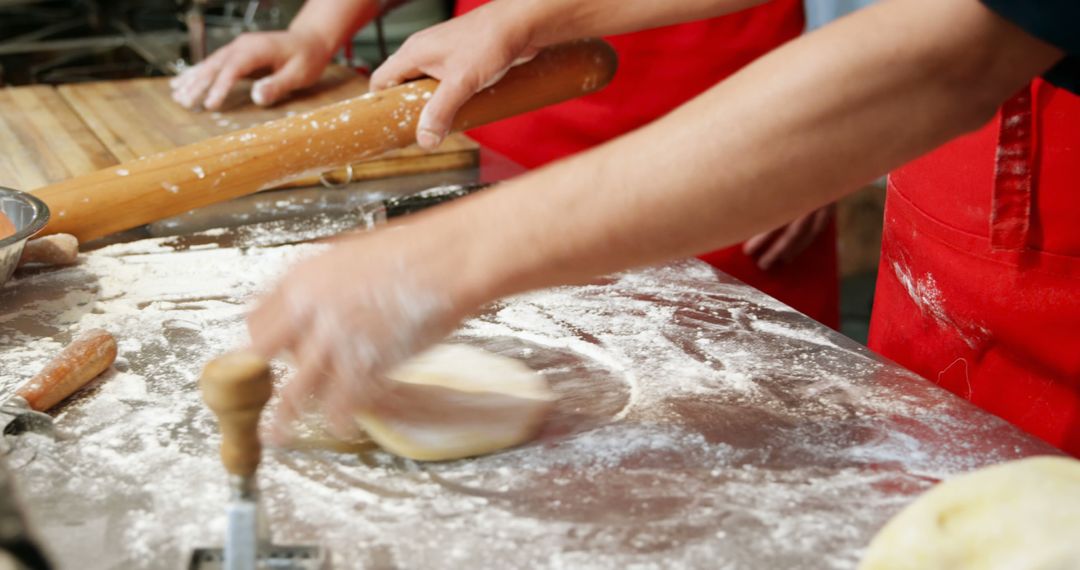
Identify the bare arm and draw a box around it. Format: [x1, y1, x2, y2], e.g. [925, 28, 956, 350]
[448, 0, 1063, 298]
[249, 0, 1064, 436]
[520, 0, 768, 47]
[372, 0, 769, 148]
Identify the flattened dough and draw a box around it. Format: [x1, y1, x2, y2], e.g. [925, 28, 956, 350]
[859, 456, 1080, 570]
[355, 344, 556, 461]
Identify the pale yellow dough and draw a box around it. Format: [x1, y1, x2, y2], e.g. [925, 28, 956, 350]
[355, 344, 556, 461]
[859, 456, 1080, 570]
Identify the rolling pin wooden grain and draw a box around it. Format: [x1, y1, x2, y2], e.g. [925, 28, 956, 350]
[17, 329, 118, 411]
[34, 39, 618, 242]
[200, 352, 272, 477]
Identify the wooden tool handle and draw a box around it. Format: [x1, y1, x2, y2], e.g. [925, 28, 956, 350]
[200, 352, 273, 477]
[32, 39, 617, 243]
[17, 234, 79, 267]
[17, 328, 117, 412]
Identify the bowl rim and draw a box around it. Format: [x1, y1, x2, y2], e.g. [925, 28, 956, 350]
[0, 186, 51, 248]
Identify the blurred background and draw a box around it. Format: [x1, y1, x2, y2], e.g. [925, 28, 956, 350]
[0, 0, 882, 342]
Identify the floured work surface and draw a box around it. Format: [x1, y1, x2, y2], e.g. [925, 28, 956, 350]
[0, 217, 1058, 569]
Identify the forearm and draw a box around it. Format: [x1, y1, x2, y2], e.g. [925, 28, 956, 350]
[516, 0, 766, 47]
[288, 0, 382, 54]
[427, 0, 1061, 304]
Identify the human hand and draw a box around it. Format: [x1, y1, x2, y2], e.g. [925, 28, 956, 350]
[246, 227, 481, 443]
[742, 205, 834, 270]
[370, 3, 539, 150]
[171, 29, 333, 110]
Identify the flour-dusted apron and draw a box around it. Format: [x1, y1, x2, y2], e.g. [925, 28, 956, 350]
[455, 0, 840, 327]
[869, 79, 1080, 456]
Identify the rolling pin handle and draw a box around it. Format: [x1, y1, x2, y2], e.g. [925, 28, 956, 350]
[200, 352, 273, 478]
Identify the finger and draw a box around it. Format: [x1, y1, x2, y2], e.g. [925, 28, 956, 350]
[269, 339, 330, 444]
[173, 46, 235, 107]
[251, 57, 314, 107]
[203, 51, 267, 110]
[173, 60, 221, 109]
[369, 51, 426, 92]
[322, 377, 366, 440]
[759, 215, 814, 270]
[169, 66, 196, 91]
[416, 77, 476, 150]
[320, 345, 374, 440]
[780, 208, 832, 265]
[743, 229, 779, 258]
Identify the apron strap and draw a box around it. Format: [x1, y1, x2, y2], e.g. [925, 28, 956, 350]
[990, 83, 1038, 252]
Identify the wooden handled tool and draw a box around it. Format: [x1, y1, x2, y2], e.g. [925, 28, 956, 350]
[1, 329, 117, 438]
[17, 328, 117, 412]
[34, 39, 618, 243]
[200, 352, 272, 477]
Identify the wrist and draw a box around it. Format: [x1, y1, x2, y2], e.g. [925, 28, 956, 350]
[491, 0, 557, 52]
[514, 0, 589, 48]
[288, 20, 339, 58]
[289, 0, 381, 57]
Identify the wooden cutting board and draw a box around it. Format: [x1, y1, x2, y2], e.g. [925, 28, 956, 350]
[0, 67, 478, 193]
[0, 86, 117, 190]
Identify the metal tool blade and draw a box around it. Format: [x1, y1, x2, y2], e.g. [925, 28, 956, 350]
[188, 544, 326, 570]
[189, 476, 326, 570]
[0, 397, 55, 438]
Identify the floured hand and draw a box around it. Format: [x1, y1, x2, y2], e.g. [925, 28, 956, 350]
[247, 226, 482, 444]
[370, 2, 539, 150]
[171, 29, 332, 110]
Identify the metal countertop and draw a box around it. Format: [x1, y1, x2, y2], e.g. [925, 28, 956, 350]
[0, 177, 1057, 569]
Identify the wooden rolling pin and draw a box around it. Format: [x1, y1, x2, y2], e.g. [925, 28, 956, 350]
[200, 352, 272, 477]
[17, 329, 118, 411]
[34, 39, 618, 242]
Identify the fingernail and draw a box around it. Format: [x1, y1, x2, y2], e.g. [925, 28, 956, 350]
[251, 78, 271, 106]
[205, 90, 224, 110]
[417, 128, 442, 149]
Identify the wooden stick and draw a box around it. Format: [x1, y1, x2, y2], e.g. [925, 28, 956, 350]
[17, 329, 118, 412]
[33, 39, 618, 243]
[200, 352, 272, 477]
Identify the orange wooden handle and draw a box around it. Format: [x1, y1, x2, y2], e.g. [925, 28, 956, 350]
[17, 328, 117, 412]
[200, 352, 273, 477]
[33, 39, 618, 243]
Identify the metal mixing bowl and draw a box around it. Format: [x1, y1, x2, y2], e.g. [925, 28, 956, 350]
[0, 187, 50, 286]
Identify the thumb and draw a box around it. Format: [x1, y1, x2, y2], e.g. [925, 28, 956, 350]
[416, 78, 476, 150]
[251, 58, 316, 107]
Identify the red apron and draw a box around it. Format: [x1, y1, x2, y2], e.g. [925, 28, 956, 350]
[869, 79, 1080, 456]
[456, 0, 840, 328]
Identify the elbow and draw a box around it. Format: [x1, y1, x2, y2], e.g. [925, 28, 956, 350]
[924, 0, 1065, 136]
[929, 48, 1018, 136]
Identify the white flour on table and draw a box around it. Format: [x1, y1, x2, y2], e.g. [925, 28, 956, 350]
[0, 227, 1052, 570]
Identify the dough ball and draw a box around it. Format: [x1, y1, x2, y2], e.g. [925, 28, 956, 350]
[356, 344, 556, 462]
[859, 456, 1080, 570]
